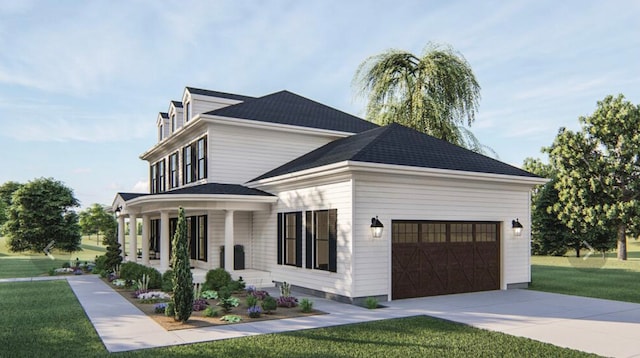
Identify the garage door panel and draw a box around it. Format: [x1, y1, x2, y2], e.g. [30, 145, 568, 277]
[392, 221, 500, 299]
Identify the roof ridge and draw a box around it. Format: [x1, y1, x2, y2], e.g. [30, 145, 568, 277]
[349, 124, 395, 160]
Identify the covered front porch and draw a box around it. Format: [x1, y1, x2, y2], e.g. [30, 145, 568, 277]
[112, 183, 277, 286]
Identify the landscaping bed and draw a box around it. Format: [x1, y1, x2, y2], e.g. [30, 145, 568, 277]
[104, 275, 324, 331]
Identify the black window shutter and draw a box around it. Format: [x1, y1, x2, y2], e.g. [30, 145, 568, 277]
[305, 211, 312, 269]
[277, 213, 283, 265]
[189, 217, 197, 260]
[295, 212, 303, 267]
[202, 216, 208, 262]
[328, 209, 337, 272]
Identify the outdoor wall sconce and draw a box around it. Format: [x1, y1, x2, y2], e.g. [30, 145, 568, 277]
[114, 205, 122, 218]
[512, 218, 523, 237]
[370, 216, 384, 239]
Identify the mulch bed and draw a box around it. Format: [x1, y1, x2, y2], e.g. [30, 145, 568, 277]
[105, 280, 325, 331]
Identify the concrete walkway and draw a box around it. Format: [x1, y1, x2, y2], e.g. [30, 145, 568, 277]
[18, 275, 640, 357]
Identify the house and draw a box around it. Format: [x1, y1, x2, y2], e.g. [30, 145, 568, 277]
[112, 87, 545, 303]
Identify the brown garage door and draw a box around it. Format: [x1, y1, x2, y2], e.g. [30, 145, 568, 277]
[392, 221, 500, 299]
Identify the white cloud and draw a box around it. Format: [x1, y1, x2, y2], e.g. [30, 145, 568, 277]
[132, 180, 148, 193]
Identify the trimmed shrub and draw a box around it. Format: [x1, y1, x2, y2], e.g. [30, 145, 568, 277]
[203, 268, 231, 291]
[161, 269, 174, 292]
[261, 296, 277, 314]
[119, 262, 162, 289]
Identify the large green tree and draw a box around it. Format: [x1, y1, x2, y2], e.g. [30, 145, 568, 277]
[353, 43, 489, 154]
[0, 181, 23, 232]
[79, 203, 116, 244]
[548, 95, 640, 260]
[171, 207, 193, 322]
[522, 158, 573, 256]
[2, 178, 81, 252]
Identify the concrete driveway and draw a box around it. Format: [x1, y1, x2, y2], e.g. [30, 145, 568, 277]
[385, 289, 640, 357]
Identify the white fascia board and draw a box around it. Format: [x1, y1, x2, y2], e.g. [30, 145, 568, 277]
[126, 193, 278, 207]
[348, 161, 549, 186]
[140, 118, 207, 160]
[249, 161, 549, 188]
[199, 114, 356, 138]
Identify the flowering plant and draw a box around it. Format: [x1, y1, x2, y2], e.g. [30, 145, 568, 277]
[111, 279, 126, 287]
[247, 305, 262, 318]
[277, 296, 298, 308]
[137, 291, 171, 300]
[154, 303, 168, 314]
[250, 290, 270, 300]
[193, 298, 209, 311]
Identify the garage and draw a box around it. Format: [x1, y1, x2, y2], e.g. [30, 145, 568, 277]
[392, 221, 500, 299]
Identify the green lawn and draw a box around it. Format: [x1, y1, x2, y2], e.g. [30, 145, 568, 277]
[0, 236, 106, 279]
[531, 239, 640, 303]
[0, 281, 594, 358]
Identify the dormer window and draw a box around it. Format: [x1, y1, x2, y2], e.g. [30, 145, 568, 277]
[185, 101, 192, 123]
[171, 114, 176, 133]
[158, 124, 164, 141]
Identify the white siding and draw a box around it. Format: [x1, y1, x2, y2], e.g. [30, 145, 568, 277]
[209, 123, 337, 184]
[204, 210, 251, 270]
[252, 179, 354, 297]
[352, 173, 533, 300]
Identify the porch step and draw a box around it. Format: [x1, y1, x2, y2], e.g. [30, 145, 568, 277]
[231, 269, 273, 289]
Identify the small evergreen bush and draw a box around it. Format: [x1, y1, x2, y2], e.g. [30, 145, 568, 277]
[203, 268, 231, 291]
[261, 296, 277, 314]
[300, 298, 313, 313]
[161, 269, 174, 292]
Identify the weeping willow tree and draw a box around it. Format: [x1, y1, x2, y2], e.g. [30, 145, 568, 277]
[353, 43, 493, 155]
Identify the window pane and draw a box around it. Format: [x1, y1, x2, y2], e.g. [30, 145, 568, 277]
[475, 223, 497, 242]
[285, 213, 297, 265]
[422, 223, 446, 243]
[450, 223, 473, 242]
[392, 222, 418, 243]
[198, 216, 206, 260]
[315, 211, 329, 269]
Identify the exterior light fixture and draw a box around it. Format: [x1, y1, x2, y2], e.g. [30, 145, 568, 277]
[114, 205, 122, 218]
[512, 218, 523, 237]
[370, 216, 384, 239]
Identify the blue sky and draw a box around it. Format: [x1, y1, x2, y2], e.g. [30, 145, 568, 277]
[0, 0, 638, 209]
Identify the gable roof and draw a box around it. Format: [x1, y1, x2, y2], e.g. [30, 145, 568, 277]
[186, 87, 255, 102]
[118, 192, 147, 201]
[159, 112, 169, 119]
[171, 100, 183, 108]
[251, 123, 539, 181]
[206, 90, 379, 134]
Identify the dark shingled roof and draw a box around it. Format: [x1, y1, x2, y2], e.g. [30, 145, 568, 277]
[186, 87, 255, 102]
[251, 123, 539, 181]
[171, 100, 183, 108]
[118, 192, 147, 201]
[159, 112, 169, 119]
[158, 183, 273, 196]
[206, 90, 379, 134]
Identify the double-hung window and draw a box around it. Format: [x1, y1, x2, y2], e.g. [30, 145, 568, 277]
[169, 152, 179, 188]
[150, 159, 166, 193]
[277, 212, 302, 267]
[183, 136, 207, 184]
[278, 209, 337, 272]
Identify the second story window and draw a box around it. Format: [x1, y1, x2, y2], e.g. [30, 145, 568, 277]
[150, 159, 166, 193]
[183, 136, 207, 184]
[183, 145, 192, 184]
[171, 114, 176, 133]
[197, 137, 207, 180]
[185, 101, 191, 123]
[169, 152, 179, 189]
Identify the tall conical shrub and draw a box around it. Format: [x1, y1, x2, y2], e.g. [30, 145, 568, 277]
[103, 220, 122, 272]
[171, 207, 193, 322]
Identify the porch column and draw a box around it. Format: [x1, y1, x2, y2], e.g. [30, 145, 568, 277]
[224, 210, 234, 272]
[141, 214, 150, 265]
[128, 214, 138, 262]
[117, 215, 125, 260]
[160, 211, 170, 270]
